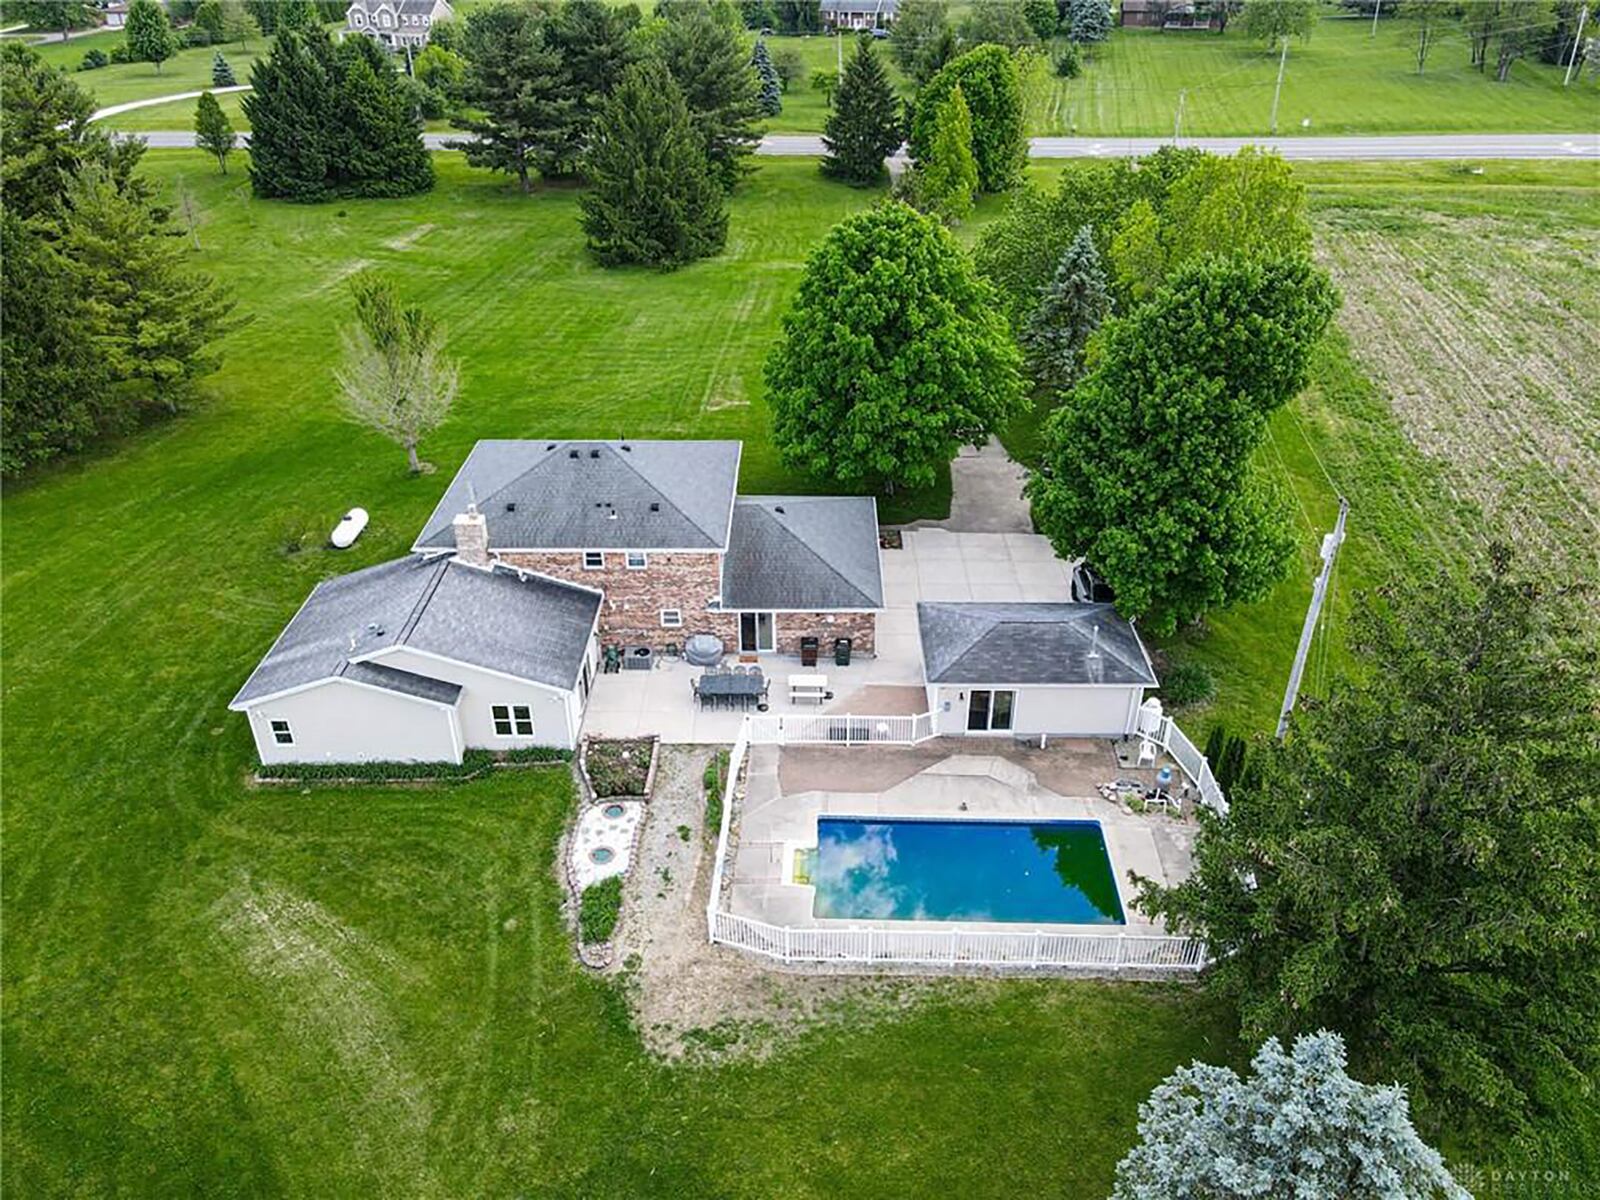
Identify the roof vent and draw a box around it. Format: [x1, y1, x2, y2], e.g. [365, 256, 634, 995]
[589, 449, 600, 459]
[620, 444, 631, 452]
[608, 510, 619, 520]
[568, 449, 579, 459]
[649, 502, 660, 512]
[366, 622, 385, 637]
[545, 443, 556, 450]
[773, 505, 785, 515]
[504, 502, 517, 513]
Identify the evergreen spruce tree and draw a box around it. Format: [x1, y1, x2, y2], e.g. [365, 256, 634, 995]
[242, 29, 334, 200]
[580, 59, 727, 268]
[211, 50, 235, 87]
[194, 90, 236, 174]
[550, 0, 639, 176]
[124, 0, 179, 73]
[274, 0, 318, 33]
[654, 1, 763, 191]
[820, 36, 901, 186]
[449, 2, 577, 193]
[751, 38, 782, 116]
[332, 35, 433, 198]
[1020, 225, 1111, 391]
[1068, 0, 1111, 43]
[919, 83, 977, 223]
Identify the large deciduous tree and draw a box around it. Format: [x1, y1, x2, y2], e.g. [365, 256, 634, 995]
[1113, 1033, 1468, 1200]
[820, 36, 901, 186]
[125, 0, 180, 73]
[764, 202, 1024, 493]
[336, 272, 460, 474]
[579, 59, 727, 269]
[449, 2, 576, 192]
[910, 44, 1026, 194]
[1241, 0, 1315, 45]
[1027, 254, 1337, 633]
[1020, 225, 1110, 392]
[890, 0, 953, 84]
[1137, 547, 1600, 1127]
[653, 0, 763, 191]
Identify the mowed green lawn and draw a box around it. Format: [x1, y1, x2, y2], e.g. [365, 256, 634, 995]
[1, 154, 1238, 1197]
[1043, 18, 1597, 136]
[24, 27, 264, 111]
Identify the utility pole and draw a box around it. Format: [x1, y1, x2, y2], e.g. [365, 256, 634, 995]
[1371, 0, 1382, 38]
[1173, 88, 1187, 142]
[1565, 5, 1590, 85]
[1276, 497, 1349, 740]
[1269, 36, 1290, 135]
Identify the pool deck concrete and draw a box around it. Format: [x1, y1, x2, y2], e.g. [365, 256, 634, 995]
[729, 743, 1195, 934]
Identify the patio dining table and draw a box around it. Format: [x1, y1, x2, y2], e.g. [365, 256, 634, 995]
[697, 671, 766, 709]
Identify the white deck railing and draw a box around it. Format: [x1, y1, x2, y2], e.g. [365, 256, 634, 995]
[1156, 716, 1228, 816]
[748, 712, 934, 746]
[711, 909, 1207, 971]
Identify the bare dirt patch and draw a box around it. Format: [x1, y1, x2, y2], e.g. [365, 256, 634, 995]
[1315, 205, 1600, 578]
[382, 223, 436, 251]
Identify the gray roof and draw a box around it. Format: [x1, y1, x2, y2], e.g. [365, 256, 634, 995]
[414, 440, 742, 553]
[231, 556, 600, 707]
[820, 0, 898, 13]
[721, 497, 883, 610]
[348, 0, 445, 16]
[917, 602, 1157, 686]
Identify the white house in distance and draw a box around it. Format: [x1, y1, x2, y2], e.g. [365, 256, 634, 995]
[820, 0, 898, 32]
[345, 0, 453, 51]
[230, 554, 601, 765]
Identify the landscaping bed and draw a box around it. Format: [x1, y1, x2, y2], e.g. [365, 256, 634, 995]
[579, 736, 658, 800]
[254, 746, 570, 786]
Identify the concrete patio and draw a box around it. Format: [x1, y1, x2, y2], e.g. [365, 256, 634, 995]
[727, 741, 1195, 934]
[582, 527, 1078, 744]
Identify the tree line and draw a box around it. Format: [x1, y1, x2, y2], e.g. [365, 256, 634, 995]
[1, 41, 243, 475]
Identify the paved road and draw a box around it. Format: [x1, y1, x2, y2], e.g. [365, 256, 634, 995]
[126, 129, 1599, 159]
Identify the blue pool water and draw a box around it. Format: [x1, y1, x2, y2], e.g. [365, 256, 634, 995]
[812, 817, 1125, 925]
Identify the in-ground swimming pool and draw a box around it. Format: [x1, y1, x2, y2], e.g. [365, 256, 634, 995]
[812, 817, 1125, 925]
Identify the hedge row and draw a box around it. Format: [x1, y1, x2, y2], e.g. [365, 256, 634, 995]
[256, 745, 571, 784]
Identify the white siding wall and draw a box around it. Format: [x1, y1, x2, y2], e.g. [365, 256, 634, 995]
[365, 647, 580, 750]
[245, 680, 460, 765]
[929, 684, 1145, 738]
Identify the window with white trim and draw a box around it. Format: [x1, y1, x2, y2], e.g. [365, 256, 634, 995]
[583, 551, 604, 570]
[660, 609, 683, 628]
[269, 719, 294, 745]
[625, 551, 647, 570]
[491, 704, 534, 737]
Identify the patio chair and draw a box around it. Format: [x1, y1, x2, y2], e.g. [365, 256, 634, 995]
[690, 677, 701, 707]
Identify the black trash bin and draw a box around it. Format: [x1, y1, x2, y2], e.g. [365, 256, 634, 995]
[800, 636, 819, 667]
[834, 637, 852, 667]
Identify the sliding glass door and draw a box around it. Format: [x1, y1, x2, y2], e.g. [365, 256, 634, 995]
[966, 690, 1015, 732]
[739, 611, 775, 654]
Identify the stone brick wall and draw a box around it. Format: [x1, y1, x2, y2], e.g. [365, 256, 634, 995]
[497, 550, 737, 649]
[494, 550, 877, 656]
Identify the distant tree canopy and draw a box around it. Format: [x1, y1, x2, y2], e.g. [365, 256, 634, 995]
[765, 203, 1025, 494]
[1027, 254, 1338, 633]
[910, 45, 1025, 194]
[652, 0, 764, 191]
[125, 0, 179, 73]
[891, 0, 957, 84]
[1138, 546, 1600, 1129]
[244, 27, 432, 201]
[1, 43, 243, 473]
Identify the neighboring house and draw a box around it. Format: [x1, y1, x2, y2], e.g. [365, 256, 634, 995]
[103, 2, 128, 30]
[230, 555, 601, 763]
[918, 601, 1158, 738]
[345, 0, 453, 50]
[820, 0, 898, 32]
[1120, 0, 1224, 31]
[410, 440, 884, 658]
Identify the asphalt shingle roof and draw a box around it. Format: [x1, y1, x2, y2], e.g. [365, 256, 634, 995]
[413, 440, 742, 553]
[231, 556, 600, 707]
[720, 497, 883, 610]
[917, 602, 1157, 686]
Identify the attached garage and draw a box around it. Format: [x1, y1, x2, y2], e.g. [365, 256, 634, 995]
[918, 602, 1157, 739]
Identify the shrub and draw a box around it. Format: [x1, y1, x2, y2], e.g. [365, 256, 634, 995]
[79, 48, 109, 70]
[109, 42, 133, 64]
[579, 875, 623, 944]
[184, 25, 213, 48]
[255, 745, 570, 784]
[1159, 661, 1214, 708]
[1054, 42, 1081, 78]
[703, 749, 728, 839]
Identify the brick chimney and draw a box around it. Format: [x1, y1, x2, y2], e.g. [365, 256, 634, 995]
[452, 504, 489, 567]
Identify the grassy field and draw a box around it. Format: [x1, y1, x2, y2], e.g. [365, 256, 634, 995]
[4, 149, 1596, 1195]
[0, 152, 1230, 1197]
[21, 27, 264, 110]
